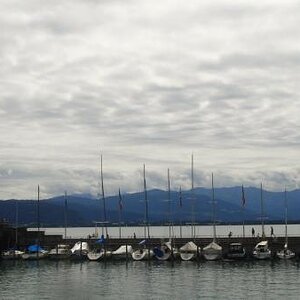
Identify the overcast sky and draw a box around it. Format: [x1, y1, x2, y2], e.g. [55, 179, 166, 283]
[1, 0, 300, 199]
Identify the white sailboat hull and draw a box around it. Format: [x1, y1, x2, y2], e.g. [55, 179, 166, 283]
[112, 245, 133, 260]
[179, 241, 199, 261]
[203, 252, 222, 261]
[22, 251, 48, 260]
[180, 252, 196, 261]
[87, 249, 112, 261]
[203, 242, 222, 261]
[277, 249, 295, 260]
[2, 250, 24, 260]
[132, 249, 154, 261]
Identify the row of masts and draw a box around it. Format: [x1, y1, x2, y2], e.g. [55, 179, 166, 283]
[11, 155, 291, 252]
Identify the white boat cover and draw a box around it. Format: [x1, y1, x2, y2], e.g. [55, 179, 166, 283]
[164, 241, 172, 250]
[203, 241, 222, 251]
[255, 241, 268, 248]
[71, 242, 89, 253]
[112, 245, 133, 255]
[180, 241, 198, 252]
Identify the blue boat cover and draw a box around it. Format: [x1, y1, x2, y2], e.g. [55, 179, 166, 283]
[27, 244, 43, 252]
[95, 235, 105, 244]
[139, 239, 146, 245]
[153, 247, 164, 258]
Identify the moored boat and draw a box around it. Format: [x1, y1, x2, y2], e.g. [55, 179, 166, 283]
[277, 189, 295, 260]
[203, 173, 222, 261]
[253, 241, 271, 260]
[153, 241, 178, 261]
[132, 239, 153, 261]
[1, 249, 24, 260]
[87, 248, 112, 261]
[203, 241, 222, 261]
[226, 243, 246, 260]
[22, 244, 48, 260]
[70, 241, 89, 260]
[179, 241, 199, 261]
[277, 244, 295, 260]
[112, 245, 133, 260]
[48, 244, 71, 260]
[132, 248, 154, 261]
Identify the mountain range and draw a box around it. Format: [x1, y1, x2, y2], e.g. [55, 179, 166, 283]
[0, 187, 299, 227]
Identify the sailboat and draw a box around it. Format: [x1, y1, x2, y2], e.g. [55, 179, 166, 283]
[22, 185, 48, 260]
[277, 188, 295, 259]
[180, 155, 199, 261]
[132, 164, 153, 261]
[226, 186, 247, 260]
[88, 155, 112, 261]
[49, 191, 71, 260]
[1, 200, 24, 260]
[112, 245, 133, 260]
[203, 173, 222, 261]
[154, 168, 178, 261]
[70, 241, 90, 260]
[180, 241, 198, 261]
[253, 183, 271, 260]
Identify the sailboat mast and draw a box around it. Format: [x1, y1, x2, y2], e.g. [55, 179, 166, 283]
[118, 188, 122, 239]
[143, 164, 150, 240]
[37, 185, 40, 258]
[64, 191, 68, 239]
[260, 183, 265, 238]
[100, 155, 108, 236]
[191, 154, 195, 239]
[15, 200, 18, 247]
[242, 185, 245, 238]
[179, 186, 182, 238]
[37, 185, 40, 242]
[212, 173, 216, 241]
[167, 168, 172, 239]
[284, 188, 288, 246]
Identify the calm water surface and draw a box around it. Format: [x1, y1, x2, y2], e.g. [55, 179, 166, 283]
[1, 260, 300, 299]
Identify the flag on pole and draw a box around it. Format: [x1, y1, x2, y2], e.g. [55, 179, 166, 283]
[241, 185, 246, 207]
[179, 186, 183, 208]
[118, 188, 123, 211]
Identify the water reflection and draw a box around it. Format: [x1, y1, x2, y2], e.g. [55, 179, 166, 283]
[1, 260, 300, 299]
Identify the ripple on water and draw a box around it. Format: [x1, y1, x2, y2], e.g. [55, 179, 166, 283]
[1, 260, 300, 300]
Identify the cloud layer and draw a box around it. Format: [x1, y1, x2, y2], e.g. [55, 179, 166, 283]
[1, 0, 300, 198]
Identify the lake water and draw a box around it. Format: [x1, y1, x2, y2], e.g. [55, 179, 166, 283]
[30, 224, 300, 239]
[1, 259, 300, 299]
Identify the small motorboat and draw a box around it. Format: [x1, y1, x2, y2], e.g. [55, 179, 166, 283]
[253, 241, 271, 260]
[226, 243, 247, 260]
[179, 241, 199, 261]
[48, 244, 71, 260]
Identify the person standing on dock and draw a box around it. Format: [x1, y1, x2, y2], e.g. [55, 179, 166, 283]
[252, 228, 255, 237]
[271, 226, 274, 238]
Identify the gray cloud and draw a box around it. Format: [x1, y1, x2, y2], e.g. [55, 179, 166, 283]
[1, 0, 300, 198]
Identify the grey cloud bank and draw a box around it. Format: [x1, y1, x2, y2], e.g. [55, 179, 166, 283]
[0, 0, 300, 199]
